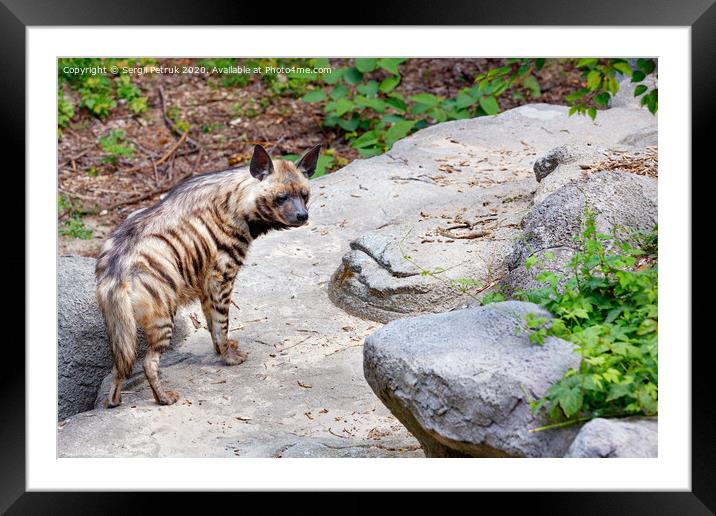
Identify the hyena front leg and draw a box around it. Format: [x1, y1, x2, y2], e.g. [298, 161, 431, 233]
[142, 314, 180, 405]
[203, 271, 247, 366]
[200, 295, 219, 355]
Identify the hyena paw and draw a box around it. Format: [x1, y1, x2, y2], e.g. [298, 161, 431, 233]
[222, 339, 248, 366]
[157, 390, 180, 406]
[105, 396, 121, 409]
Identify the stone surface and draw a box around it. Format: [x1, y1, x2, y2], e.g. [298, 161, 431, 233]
[275, 437, 423, 458]
[504, 171, 657, 294]
[565, 417, 658, 458]
[618, 126, 657, 148]
[364, 301, 582, 457]
[58, 99, 657, 457]
[532, 143, 657, 206]
[329, 188, 529, 323]
[57, 255, 188, 421]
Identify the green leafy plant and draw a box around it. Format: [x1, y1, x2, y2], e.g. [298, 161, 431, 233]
[201, 122, 224, 134]
[57, 58, 152, 130]
[59, 217, 93, 240]
[199, 57, 253, 88]
[299, 58, 657, 160]
[98, 129, 134, 165]
[166, 105, 191, 133]
[302, 58, 547, 158]
[116, 74, 148, 114]
[76, 74, 116, 118]
[511, 211, 658, 428]
[567, 58, 658, 119]
[57, 91, 75, 136]
[58, 195, 93, 240]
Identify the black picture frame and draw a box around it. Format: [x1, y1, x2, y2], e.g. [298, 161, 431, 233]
[4, 0, 711, 510]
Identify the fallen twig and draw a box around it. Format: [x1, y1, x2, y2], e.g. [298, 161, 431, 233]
[58, 188, 101, 203]
[437, 227, 492, 240]
[104, 150, 201, 212]
[158, 87, 200, 149]
[58, 146, 95, 169]
[328, 427, 348, 439]
[276, 335, 312, 353]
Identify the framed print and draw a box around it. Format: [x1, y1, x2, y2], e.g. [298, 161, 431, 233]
[4, 0, 712, 509]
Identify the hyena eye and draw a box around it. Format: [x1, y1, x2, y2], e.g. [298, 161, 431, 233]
[276, 194, 288, 204]
[301, 191, 309, 201]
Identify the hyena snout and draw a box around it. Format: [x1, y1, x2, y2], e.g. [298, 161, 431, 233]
[293, 210, 308, 224]
[284, 198, 309, 226]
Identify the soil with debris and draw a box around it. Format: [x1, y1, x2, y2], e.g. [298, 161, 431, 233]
[58, 58, 586, 256]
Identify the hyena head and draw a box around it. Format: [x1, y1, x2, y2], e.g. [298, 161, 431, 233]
[249, 143, 321, 227]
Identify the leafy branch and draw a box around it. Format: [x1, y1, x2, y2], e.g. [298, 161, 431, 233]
[499, 211, 659, 426]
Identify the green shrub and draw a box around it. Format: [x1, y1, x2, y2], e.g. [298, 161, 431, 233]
[98, 129, 134, 165]
[510, 211, 658, 427]
[302, 58, 547, 158]
[59, 217, 93, 240]
[299, 57, 657, 158]
[57, 58, 152, 130]
[57, 91, 75, 137]
[567, 58, 658, 119]
[58, 195, 93, 240]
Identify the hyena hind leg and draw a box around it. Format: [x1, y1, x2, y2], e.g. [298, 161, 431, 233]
[106, 365, 126, 408]
[142, 317, 180, 406]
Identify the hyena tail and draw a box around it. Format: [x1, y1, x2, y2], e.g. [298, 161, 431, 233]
[97, 280, 137, 379]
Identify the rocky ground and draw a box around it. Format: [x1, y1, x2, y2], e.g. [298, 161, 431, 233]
[58, 82, 657, 458]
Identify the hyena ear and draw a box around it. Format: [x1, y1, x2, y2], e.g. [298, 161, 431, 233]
[295, 144, 322, 178]
[250, 144, 274, 181]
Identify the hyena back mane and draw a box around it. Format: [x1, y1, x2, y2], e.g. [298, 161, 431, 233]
[95, 168, 254, 283]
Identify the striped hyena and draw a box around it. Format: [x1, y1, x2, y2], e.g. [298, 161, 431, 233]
[95, 143, 321, 407]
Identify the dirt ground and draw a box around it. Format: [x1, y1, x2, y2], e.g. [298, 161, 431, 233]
[58, 58, 585, 256]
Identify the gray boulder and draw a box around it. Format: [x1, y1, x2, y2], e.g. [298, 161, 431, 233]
[565, 417, 658, 458]
[503, 170, 657, 294]
[58, 255, 188, 420]
[363, 301, 581, 457]
[329, 203, 526, 323]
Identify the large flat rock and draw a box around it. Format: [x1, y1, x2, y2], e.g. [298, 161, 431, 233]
[329, 184, 530, 322]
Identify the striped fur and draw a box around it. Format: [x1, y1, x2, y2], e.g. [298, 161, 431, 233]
[96, 144, 320, 407]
